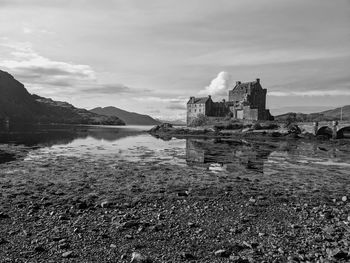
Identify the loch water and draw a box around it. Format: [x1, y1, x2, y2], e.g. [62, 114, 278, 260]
[0, 124, 349, 178]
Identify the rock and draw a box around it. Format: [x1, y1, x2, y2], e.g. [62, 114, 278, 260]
[149, 123, 173, 133]
[179, 252, 196, 260]
[157, 213, 165, 220]
[58, 243, 70, 249]
[214, 249, 230, 257]
[77, 201, 89, 210]
[0, 212, 10, 219]
[101, 200, 113, 208]
[342, 196, 347, 202]
[116, 220, 141, 230]
[130, 252, 152, 263]
[287, 124, 301, 134]
[110, 244, 117, 248]
[34, 245, 46, 253]
[59, 215, 69, 221]
[229, 255, 250, 263]
[330, 248, 349, 260]
[188, 222, 197, 228]
[0, 238, 9, 245]
[177, 191, 189, 197]
[271, 131, 282, 137]
[249, 197, 256, 203]
[62, 251, 74, 258]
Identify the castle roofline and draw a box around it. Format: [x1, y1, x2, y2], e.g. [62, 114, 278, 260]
[187, 96, 211, 104]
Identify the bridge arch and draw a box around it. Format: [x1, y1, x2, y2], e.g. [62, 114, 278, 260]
[337, 126, 350, 139]
[316, 126, 333, 138]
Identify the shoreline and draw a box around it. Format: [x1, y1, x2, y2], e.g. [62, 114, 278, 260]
[148, 122, 350, 142]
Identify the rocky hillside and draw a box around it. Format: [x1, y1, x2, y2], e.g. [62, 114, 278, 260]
[0, 70, 125, 125]
[275, 105, 350, 122]
[90, 106, 160, 125]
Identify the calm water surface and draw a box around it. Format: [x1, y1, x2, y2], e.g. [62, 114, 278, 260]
[0, 124, 349, 176]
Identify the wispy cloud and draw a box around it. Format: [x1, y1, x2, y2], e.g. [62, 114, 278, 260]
[0, 40, 140, 97]
[270, 90, 350, 97]
[0, 40, 95, 87]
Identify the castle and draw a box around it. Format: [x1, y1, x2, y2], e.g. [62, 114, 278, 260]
[187, 78, 273, 125]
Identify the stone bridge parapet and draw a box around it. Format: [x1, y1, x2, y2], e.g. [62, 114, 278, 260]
[298, 121, 350, 139]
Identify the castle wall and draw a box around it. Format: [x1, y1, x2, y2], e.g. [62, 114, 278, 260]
[243, 106, 258, 121]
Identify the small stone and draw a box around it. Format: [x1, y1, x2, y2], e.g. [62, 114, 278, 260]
[0, 238, 9, 245]
[125, 234, 133, 239]
[62, 251, 74, 258]
[0, 212, 10, 219]
[342, 196, 347, 202]
[177, 192, 189, 197]
[249, 197, 256, 203]
[77, 201, 88, 210]
[229, 255, 250, 263]
[214, 249, 230, 257]
[157, 213, 164, 220]
[59, 243, 70, 249]
[278, 248, 284, 254]
[180, 252, 196, 260]
[59, 215, 69, 221]
[34, 245, 45, 253]
[188, 222, 197, 228]
[130, 252, 152, 262]
[101, 200, 112, 208]
[110, 244, 117, 248]
[118, 220, 140, 229]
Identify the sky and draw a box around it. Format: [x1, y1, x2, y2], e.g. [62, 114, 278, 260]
[0, 0, 349, 119]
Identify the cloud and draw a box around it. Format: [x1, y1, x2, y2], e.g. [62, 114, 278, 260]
[81, 84, 148, 95]
[269, 90, 350, 97]
[135, 96, 187, 103]
[0, 40, 139, 97]
[0, 41, 95, 88]
[199, 71, 233, 98]
[166, 104, 187, 110]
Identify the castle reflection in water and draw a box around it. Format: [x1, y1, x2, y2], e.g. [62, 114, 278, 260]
[186, 138, 274, 173]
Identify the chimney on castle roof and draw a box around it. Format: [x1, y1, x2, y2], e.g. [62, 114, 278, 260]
[208, 95, 211, 99]
[236, 81, 241, 85]
[256, 78, 260, 84]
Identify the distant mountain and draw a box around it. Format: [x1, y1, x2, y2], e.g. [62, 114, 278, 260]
[0, 70, 125, 125]
[90, 106, 160, 125]
[270, 106, 332, 116]
[275, 105, 350, 122]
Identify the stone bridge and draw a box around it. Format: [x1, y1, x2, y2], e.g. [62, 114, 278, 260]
[298, 121, 350, 139]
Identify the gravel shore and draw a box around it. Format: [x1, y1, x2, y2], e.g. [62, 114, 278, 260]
[1, 141, 350, 262]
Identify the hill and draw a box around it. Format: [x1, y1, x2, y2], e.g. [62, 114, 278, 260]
[275, 105, 350, 122]
[90, 106, 160, 125]
[0, 70, 125, 125]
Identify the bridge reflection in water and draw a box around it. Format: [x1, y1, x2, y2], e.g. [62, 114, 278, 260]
[186, 139, 274, 173]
